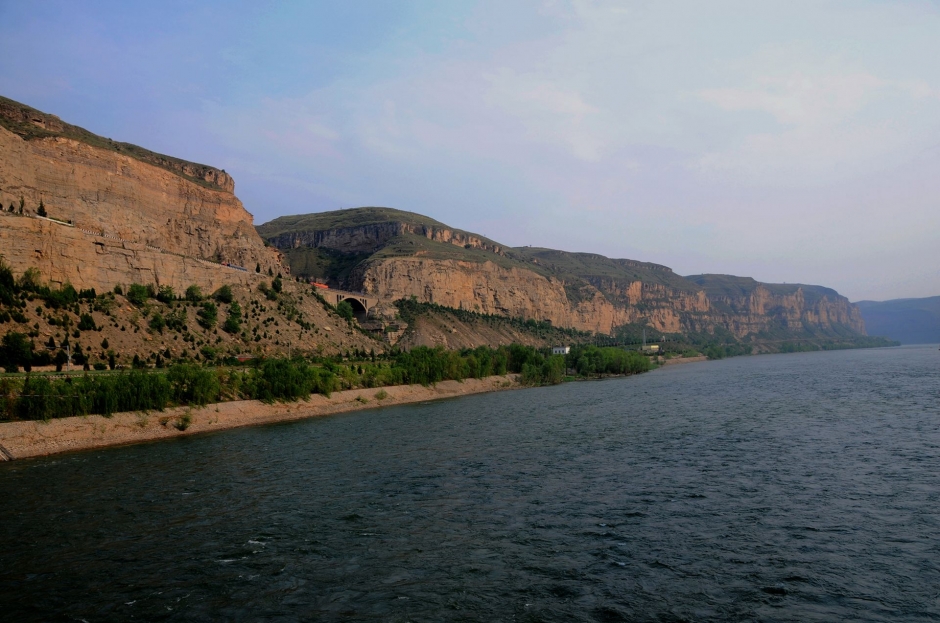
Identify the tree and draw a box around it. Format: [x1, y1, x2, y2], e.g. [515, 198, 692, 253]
[77, 313, 96, 331]
[53, 349, 69, 372]
[126, 283, 149, 306]
[336, 300, 354, 323]
[17, 267, 42, 291]
[18, 196, 24, 214]
[197, 301, 217, 330]
[212, 285, 233, 304]
[271, 275, 282, 293]
[255, 262, 261, 273]
[156, 285, 175, 303]
[37, 199, 47, 218]
[0, 331, 33, 372]
[185, 285, 203, 302]
[149, 312, 166, 333]
[222, 300, 242, 334]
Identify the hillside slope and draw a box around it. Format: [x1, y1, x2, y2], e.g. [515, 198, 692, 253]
[0, 96, 379, 364]
[856, 296, 940, 344]
[259, 207, 868, 341]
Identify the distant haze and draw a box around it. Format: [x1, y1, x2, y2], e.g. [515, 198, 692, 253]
[856, 296, 940, 344]
[1, 1, 938, 301]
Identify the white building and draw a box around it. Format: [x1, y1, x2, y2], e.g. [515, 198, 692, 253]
[552, 346, 570, 355]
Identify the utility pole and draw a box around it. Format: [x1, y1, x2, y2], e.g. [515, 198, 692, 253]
[66, 342, 71, 372]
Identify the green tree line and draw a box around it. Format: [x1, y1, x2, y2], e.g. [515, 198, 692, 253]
[0, 342, 658, 422]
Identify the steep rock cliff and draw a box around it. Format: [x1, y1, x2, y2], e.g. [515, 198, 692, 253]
[258, 207, 504, 255]
[0, 211, 263, 293]
[0, 97, 281, 289]
[263, 207, 868, 341]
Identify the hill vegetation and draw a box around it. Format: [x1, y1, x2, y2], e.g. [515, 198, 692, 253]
[0, 257, 379, 372]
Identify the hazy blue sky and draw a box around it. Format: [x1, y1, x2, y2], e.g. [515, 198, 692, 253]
[2, 0, 938, 301]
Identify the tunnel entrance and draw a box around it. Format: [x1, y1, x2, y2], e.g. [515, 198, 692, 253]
[342, 297, 369, 322]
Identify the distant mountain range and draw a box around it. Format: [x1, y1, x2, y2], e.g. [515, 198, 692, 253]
[855, 296, 940, 344]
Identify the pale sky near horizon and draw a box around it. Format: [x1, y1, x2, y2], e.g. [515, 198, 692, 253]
[1, 0, 938, 301]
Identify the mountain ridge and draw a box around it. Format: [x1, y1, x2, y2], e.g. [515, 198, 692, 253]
[855, 296, 940, 344]
[258, 207, 868, 341]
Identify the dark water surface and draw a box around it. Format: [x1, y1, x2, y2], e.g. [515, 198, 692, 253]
[2, 345, 939, 621]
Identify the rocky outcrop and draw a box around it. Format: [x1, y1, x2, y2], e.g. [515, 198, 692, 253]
[266, 220, 503, 255]
[0, 211, 263, 293]
[0, 95, 234, 191]
[0, 125, 279, 274]
[357, 258, 704, 334]
[688, 276, 866, 336]
[356, 257, 865, 338]
[705, 284, 865, 335]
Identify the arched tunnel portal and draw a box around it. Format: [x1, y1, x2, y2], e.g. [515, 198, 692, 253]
[342, 297, 369, 322]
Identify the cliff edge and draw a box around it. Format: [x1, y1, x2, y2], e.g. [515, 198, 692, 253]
[0, 95, 281, 288]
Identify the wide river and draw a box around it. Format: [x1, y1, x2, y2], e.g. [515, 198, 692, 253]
[1, 345, 938, 621]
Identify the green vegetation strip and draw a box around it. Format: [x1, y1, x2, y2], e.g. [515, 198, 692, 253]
[0, 344, 654, 422]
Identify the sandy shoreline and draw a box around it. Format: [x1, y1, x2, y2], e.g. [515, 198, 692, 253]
[0, 375, 520, 460]
[662, 355, 709, 366]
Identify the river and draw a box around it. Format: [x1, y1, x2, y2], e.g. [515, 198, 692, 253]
[1, 344, 938, 621]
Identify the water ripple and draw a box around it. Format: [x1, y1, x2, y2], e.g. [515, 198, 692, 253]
[1, 345, 939, 621]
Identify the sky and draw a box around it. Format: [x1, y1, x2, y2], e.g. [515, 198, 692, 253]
[1, 0, 938, 301]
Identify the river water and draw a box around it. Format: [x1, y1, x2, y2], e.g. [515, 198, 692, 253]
[1, 345, 939, 621]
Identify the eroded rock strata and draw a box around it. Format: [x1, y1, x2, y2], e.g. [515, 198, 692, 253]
[0, 97, 281, 292]
[261, 208, 867, 339]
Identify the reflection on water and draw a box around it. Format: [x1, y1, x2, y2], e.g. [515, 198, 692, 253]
[1, 345, 938, 621]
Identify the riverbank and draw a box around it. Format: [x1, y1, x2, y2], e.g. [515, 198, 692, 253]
[662, 355, 709, 366]
[0, 375, 520, 460]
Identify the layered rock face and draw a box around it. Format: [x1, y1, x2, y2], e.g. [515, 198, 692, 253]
[266, 220, 504, 255]
[704, 284, 866, 336]
[0, 126, 279, 275]
[360, 258, 865, 336]
[0, 211, 263, 293]
[269, 209, 867, 339]
[358, 258, 705, 334]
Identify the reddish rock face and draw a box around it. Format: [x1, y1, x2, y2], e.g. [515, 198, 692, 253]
[0, 126, 282, 291]
[355, 258, 865, 337]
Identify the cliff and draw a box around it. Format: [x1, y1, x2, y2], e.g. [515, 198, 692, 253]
[0, 210, 260, 294]
[687, 275, 866, 337]
[0, 96, 282, 290]
[257, 207, 505, 255]
[259, 208, 868, 341]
